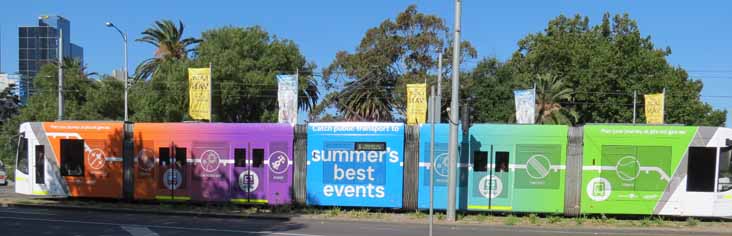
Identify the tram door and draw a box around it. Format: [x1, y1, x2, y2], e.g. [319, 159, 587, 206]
[488, 145, 513, 211]
[248, 142, 268, 203]
[231, 142, 268, 204]
[15, 133, 31, 195]
[158, 145, 188, 200]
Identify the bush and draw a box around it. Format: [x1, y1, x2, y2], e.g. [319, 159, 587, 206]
[528, 214, 539, 225]
[326, 207, 341, 217]
[410, 210, 426, 219]
[505, 215, 518, 226]
[547, 215, 562, 224]
[686, 217, 699, 227]
[574, 215, 586, 225]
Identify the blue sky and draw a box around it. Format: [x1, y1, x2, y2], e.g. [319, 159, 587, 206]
[1, 0, 731, 126]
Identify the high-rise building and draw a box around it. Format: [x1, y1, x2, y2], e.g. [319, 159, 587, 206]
[18, 15, 83, 103]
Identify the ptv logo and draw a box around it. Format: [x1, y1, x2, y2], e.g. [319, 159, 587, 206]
[200, 150, 221, 173]
[88, 148, 106, 170]
[268, 151, 289, 175]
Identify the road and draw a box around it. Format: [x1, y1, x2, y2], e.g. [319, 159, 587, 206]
[0, 184, 728, 236]
[0, 206, 727, 236]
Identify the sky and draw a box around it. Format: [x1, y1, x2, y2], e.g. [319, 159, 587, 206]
[1, 0, 731, 126]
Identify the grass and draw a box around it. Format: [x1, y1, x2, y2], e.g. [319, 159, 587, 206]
[474, 213, 488, 222]
[349, 208, 371, 218]
[686, 217, 700, 227]
[652, 216, 665, 226]
[436, 212, 445, 221]
[640, 217, 652, 227]
[528, 214, 539, 225]
[547, 215, 562, 224]
[504, 214, 518, 226]
[574, 215, 586, 225]
[325, 207, 341, 217]
[410, 210, 426, 219]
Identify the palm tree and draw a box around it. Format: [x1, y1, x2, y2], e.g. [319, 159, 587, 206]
[134, 20, 200, 80]
[534, 73, 578, 124]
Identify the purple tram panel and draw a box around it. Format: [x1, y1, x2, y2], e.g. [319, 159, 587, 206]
[143, 123, 293, 204]
[225, 124, 294, 205]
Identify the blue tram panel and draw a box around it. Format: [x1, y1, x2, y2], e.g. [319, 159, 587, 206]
[417, 124, 467, 210]
[306, 123, 405, 208]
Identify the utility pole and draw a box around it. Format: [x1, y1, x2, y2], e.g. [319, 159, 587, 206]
[58, 29, 64, 120]
[429, 86, 435, 236]
[446, 0, 461, 222]
[633, 91, 637, 124]
[106, 22, 129, 121]
[437, 51, 443, 122]
[123, 31, 128, 121]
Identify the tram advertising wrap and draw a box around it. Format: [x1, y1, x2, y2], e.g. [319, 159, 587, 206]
[306, 123, 405, 207]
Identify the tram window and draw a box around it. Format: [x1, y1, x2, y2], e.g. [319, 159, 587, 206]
[718, 147, 732, 192]
[60, 139, 84, 176]
[16, 133, 28, 175]
[35, 145, 45, 184]
[495, 152, 509, 172]
[235, 148, 247, 167]
[686, 147, 716, 192]
[252, 149, 264, 168]
[159, 147, 170, 166]
[473, 151, 488, 172]
[175, 147, 187, 169]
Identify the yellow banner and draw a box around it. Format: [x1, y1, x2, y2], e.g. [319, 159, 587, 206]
[406, 83, 427, 125]
[644, 93, 664, 124]
[188, 68, 211, 121]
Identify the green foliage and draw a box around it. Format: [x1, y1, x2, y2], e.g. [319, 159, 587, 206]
[0, 61, 124, 176]
[134, 20, 200, 80]
[528, 214, 539, 225]
[194, 26, 318, 122]
[411, 210, 426, 219]
[477, 12, 726, 126]
[130, 60, 190, 122]
[319, 4, 477, 121]
[504, 214, 518, 225]
[0, 84, 21, 126]
[640, 217, 652, 226]
[547, 215, 562, 224]
[435, 212, 445, 220]
[466, 58, 516, 123]
[686, 217, 699, 227]
[575, 215, 586, 225]
[474, 213, 488, 222]
[652, 216, 665, 226]
[326, 207, 342, 217]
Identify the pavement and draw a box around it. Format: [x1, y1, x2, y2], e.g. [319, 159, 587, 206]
[0, 184, 730, 236]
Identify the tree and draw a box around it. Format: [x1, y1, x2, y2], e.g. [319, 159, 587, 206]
[0, 84, 20, 126]
[533, 73, 577, 124]
[193, 26, 318, 122]
[319, 5, 477, 121]
[129, 60, 189, 122]
[134, 20, 200, 80]
[466, 58, 516, 123]
[498, 13, 725, 126]
[0, 63, 124, 175]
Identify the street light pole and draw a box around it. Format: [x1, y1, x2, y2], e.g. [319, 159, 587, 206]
[106, 22, 128, 121]
[446, 0, 461, 222]
[58, 29, 63, 121]
[437, 51, 443, 123]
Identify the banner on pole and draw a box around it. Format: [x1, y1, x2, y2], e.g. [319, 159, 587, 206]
[644, 93, 664, 124]
[188, 68, 211, 121]
[406, 83, 427, 125]
[277, 74, 299, 125]
[514, 89, 536, 124]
